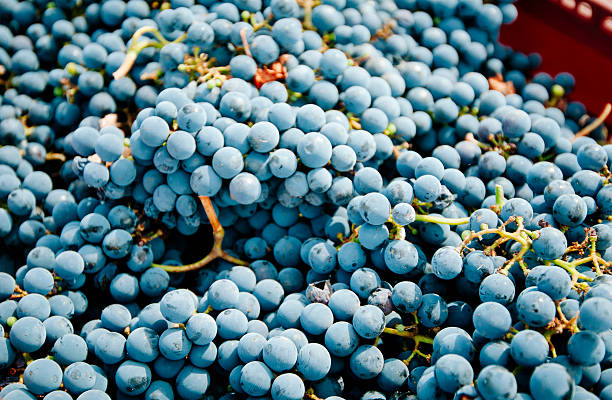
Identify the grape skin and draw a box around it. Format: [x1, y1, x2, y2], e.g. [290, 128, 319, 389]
[0, 1, 610, 399]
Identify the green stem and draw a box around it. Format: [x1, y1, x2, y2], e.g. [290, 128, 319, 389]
[543, 329, 558, 358]
[414, 214, 470, 225]
[382, 327, 434, 344]
[22, 353, 33, 364]
[495, 184, 505, 210]
[298, 0, 317, 30]
[551, 259, 594, 282]
[384, 123, 396, 137]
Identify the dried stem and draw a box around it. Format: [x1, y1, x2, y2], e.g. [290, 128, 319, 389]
[45, 152, 67, 162]
[152, 197, 248, 273]
[240, 27, 252, 57]
[571, 103, 611, 142]
[382, 327, 434, 344]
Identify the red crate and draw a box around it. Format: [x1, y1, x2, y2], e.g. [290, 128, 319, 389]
[499, 0, 612, 127]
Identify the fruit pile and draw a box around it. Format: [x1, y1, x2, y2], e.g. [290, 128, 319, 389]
[0, 0, 611, 399]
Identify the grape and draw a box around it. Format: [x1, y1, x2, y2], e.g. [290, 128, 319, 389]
[431, 246, 463, 280]
[115, 360, 151, 396]
[23, 358, 63, 395]
[160, 289, 197, 323]
[271, 373, 305, 400]
[352, 305, 385, 339]
[502, 109, 530, 139]
[52, 333, 88, 365]
[343, 86, 371, 114]
[207, 279, 240, 311]
[510, 330, 549, 367]
[240, 361, 273, 396]
[23, 268, 54, 295]
[254, 279, 285, 312]
[247, 122, 280, 153]
[300, 303, 333, 336]
[101, 229, 132, 259]
[144, 381, 173, 400]
[277, 299, 304, 329]
[166, 130, 196, 160]
[140, 116, 170, 147]
[529, 363, 574, 400]
[0, 337, 16, 369]
[94, 331, 126, 364]
[43, 390, 74, 399]
[579, 297, 612, 332]
[17, 293, 51, 320]
[473, 302, 511, 339]
[216, 308, 248, 339]
[532, 227, 567, 260]
[77, 390, 112, 400]
[479, 274, 515, 305]
[126, 327, 159, 363]
[190, 343, 217, 368]
[9, 316, 46, 352]
[0, 1, 610, 398]
[516, 290, 556, 327]
[237, 332, 266, 363]
[536, 266, 571, 300]
[358, 192, 391, 226]
[229, 172, 262, 204]
[434, 354, 474, 393]
[477, 365, 517, 400]
[392, 281, 423, 313]
[414, 174, 441, 202]
[0, 273, 16, 300]
[308, 242, 337, 274]
[418, 293, 448, 328]
[328, 289, 360, 320]
[177, 104, 206, 133]
[577, 143, 608, 171]
[568, 331, 605, 366]
[269, 149, 298, 178]
[324, 321, 360, 357]
[480, 340, 511, 368]
[160, 327, 193, 360]
[296, 343, 331, 381]
[63, 362, 96, 395]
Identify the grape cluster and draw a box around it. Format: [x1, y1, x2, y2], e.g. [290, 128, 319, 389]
[0, 0, 611, 399]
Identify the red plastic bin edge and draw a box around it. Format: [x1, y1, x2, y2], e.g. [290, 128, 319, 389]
[499, 0, 612, 128]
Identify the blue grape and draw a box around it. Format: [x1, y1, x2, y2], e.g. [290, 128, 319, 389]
[271, 373, 305, 400]
[350, 345, 384, 380]
[115, 360, 151, 396]
[472, 302, 511, 339]
[296, 343, 331, 381]
[434, 354, 474, 393]
[529, 363, 574, 400]
[23, 358, 63, 395]
[240, 361, 273, 396]
[352, 305, 385, 340]
[510, 329, 549, 367]
[516, 290, 556, 327]
[477, 366, 517, 400]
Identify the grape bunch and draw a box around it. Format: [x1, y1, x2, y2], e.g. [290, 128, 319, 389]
[0, 0, 611, 399]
